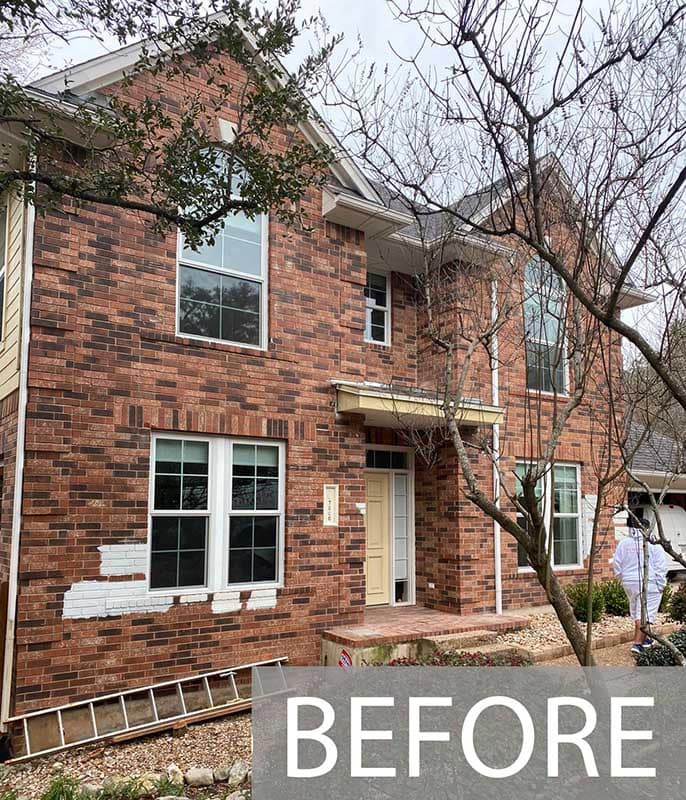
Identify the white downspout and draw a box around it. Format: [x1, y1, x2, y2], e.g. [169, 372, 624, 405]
[1, 188, 35, 727]
[491, 278, 503, 615]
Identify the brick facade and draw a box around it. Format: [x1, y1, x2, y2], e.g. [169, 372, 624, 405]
[1, 51, 622, 717]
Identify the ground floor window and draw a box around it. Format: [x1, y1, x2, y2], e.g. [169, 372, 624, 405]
[515, 461, 582, 569]
[149, 434, 285, 592]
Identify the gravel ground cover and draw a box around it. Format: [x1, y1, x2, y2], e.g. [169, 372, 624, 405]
[536, 642, 637, 666]
[1, 713, 251, 800]
[495, 612, 669, 652]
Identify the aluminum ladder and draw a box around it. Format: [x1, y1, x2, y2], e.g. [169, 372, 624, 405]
[5, 656, 288, 763]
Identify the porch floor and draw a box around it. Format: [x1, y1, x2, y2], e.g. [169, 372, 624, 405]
[323, 605, 530, 648]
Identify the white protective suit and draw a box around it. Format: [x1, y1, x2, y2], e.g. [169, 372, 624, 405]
[612, 528, 667, 622]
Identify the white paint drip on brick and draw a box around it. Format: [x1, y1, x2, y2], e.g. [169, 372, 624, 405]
[246, 588, 277, 610]
[63, 581, 173, 619]
[98, 543, 148, 576]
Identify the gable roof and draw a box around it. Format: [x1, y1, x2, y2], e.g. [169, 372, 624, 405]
[30, 11, 382, 207]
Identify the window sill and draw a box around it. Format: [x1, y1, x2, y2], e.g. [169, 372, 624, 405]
[525, 388, 570, 400]
[364, 339, 391, 349]
[517, 563, 584, 575]
[141, 329, 287, 360]
[147, 587, 208, 598]
[145, 583, 282, 598]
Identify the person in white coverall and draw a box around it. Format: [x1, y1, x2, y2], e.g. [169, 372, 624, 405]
[613, 526, 667, 655]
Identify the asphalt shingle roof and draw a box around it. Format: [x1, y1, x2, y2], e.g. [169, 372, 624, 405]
[627, 422, 686, 474]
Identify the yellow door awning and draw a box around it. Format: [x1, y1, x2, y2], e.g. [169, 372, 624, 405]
[334, 381, 505, 429]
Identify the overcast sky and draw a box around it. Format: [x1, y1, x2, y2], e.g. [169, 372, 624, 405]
[34, 2, 409, 79]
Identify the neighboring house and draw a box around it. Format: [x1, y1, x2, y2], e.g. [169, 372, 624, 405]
[0, 30, 650, 725]
[625, 422, 686, 573]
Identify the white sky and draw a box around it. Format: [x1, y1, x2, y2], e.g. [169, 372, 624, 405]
[34, 2, 408, 79]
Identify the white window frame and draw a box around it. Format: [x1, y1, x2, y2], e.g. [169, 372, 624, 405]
[515, 461, 583, 572]
[523, 258, 568, 395]
[175, 212, 269, 352]
[364, 270, 391, 346]
[148, 433, 285, 595]
[0, 196, 8, 342]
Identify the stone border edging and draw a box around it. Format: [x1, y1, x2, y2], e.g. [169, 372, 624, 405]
[523, 623, 680, 663]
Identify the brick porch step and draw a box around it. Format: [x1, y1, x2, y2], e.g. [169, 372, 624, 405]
[421, 629, 499, 651]
[323, 607, 530, 649]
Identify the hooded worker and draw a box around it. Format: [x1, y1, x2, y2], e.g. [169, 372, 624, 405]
[613, 525, 668, 656]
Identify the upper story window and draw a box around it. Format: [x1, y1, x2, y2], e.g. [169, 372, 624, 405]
[364, 271, 390, 345]
[149, 434, 285, 593]
[177, 157, 267, 350]
[515, 462, 582, 569]
[0, 198, 7, 339]
[523, 257, 566, 393]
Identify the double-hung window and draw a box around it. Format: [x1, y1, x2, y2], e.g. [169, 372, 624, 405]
[515, 462, 582, 568]
[364, 271, 390, 344]
[149, 435, 284, 592]
[0, 198, 7, 339]
[177, 156, 267, 349]
[523, 257, 566, 392]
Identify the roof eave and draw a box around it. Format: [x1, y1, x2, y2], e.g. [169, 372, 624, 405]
[322, 187, 414, 237]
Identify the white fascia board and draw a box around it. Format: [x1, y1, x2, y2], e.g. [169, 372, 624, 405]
[616, 286, 656, 309]
[322, 187, 414, 235]
[390, 228, 512, 257]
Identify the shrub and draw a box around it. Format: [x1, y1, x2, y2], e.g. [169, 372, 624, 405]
[660, 581, 673, 613]
[383, 650, 531, 667]
[668, 582, 686, 623]
[41, 777, 82, 800]
[153, 777, 185, 797]
[600, 579, 629, 617]
[565, 581, 605, 623]
[636, 629, 686, 666]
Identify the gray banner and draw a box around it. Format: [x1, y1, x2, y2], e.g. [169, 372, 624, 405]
[253, 667, 686, 799]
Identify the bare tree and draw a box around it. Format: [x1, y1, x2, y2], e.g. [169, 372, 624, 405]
[323, 0, 686, 663]
[374, 200, 625, 665]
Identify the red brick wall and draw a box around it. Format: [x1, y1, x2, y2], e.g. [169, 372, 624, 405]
[7, 52, 623, 715]
[8, 56, 430, 713]
[0, 389, 18, 584]
[412, 259, 620, 614]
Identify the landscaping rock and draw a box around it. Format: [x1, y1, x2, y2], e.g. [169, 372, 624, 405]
[160, 797, 190, 800]
[227, 759, 249, 787]
[81, 784, 103, 797]
[184, 766, 214, 787]
[226, 793, 245, 800]
[103, 775, 129, 790]
[134, 772, 162, 797]
[214, 766, 231, 782]
[167, 763, 184, 786]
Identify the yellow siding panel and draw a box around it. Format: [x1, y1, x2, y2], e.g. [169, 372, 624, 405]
[0, 191, 25, 401]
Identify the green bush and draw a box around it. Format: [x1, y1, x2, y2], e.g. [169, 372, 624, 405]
[565, 581, 605, 623]
[668, 582, 686, 623]
[660, 581, 673, 613]
[600, 579, 629, 617]
[41, 777, 82, 800]
[636, 629, 686, 666]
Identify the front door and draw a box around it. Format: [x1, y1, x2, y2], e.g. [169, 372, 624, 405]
[365, 472, 391, 606]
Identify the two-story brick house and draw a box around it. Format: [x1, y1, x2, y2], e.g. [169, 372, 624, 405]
[0, 30, 649, 732]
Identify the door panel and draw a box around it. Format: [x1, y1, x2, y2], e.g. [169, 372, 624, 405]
[365, 473, 390, 606]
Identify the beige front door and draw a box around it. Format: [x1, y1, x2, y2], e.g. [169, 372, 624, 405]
[365, 472, 390, 606]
